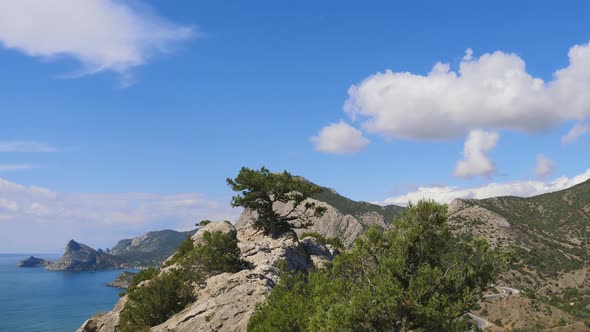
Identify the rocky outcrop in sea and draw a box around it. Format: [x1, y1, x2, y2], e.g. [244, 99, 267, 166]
[46, 240, 122, 271]
[16, 256, 52, 267]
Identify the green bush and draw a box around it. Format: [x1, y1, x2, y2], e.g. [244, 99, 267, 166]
[129, 267, 158, 290]
[179, 230, 244, 274]
[119, 269, 195, 332]
[249, 200, 508, 331]
[119, 230, 246, 331]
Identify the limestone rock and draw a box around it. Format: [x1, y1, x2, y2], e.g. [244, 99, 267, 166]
[79, 221, 333, 332]
[77, 296, 128, 332]
[192, 221, 237, 246]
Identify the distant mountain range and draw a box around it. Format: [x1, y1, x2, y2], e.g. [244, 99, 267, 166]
[46, 229, 196, 271]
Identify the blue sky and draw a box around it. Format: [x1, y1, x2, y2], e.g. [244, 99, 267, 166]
[1, 0, 589, 252]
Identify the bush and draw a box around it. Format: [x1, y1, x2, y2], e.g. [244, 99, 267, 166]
[179, 231, 245, 274]
[249, 200, 509, 331]
[119, 269, 195, 332]
[119, 230, 246, 331]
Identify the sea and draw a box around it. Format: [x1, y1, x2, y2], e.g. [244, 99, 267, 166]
[0, 254, 129, 332]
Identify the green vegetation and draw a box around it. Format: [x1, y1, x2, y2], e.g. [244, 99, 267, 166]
[119, 230, 245, 331]
[119, 269, 195, 332]
[227, 167, 326, 236]
[465, 180, 590, 278]
[300, 231, 345, 250]
[249, 201, 509, 331]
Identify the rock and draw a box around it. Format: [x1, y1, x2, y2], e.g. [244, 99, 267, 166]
[191, 221, 237, 246]
[46, 240, 122, 271]
[151, 224, 310, 332]
[106, 271, 136, 289]
[77, 296, 128, 332]
[79, 222, 333, 332]
[236, 199, 389, 248]
[16, 256, 52, 267]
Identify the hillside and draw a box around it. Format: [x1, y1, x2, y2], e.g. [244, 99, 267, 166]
[449, 179, 590, 328]
[109, 229, 197, 267]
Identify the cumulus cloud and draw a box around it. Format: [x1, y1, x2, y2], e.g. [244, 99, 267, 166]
[0, 0, 194, 81]
[0, 164, 37, 172]
[0, 141, 59, 153]
[311, 121, 369, 154]
[381, 169, 590, 206]
[561, 122, 589, 144]
[0, 178, 239, 252]
[534, 154, 556, 178]
[454, 130, 499, 178]
[344, 44, 590, 140]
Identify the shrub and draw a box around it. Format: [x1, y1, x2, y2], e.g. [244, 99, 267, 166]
[119, 230, 246, 331]
[119, 269, 195, 332]
[249, 200, 509, 331]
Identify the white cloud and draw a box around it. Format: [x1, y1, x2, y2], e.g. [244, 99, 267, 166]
[0, 178, 239, 252]
[0, 164, 37, 172]
[380, 169, 590, 206]
[0, 141, 59, 153]
[342, 43, 590, 140]
[534, 154, 556, 178]
[562, 122, 589, 144]
[311, 121, 369, 154]
[0, 0, 194, 80]
[454, 130, 498, 178]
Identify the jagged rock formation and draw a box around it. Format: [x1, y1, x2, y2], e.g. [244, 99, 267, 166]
[107, 271, 136, 289]
[237, 186, 403, 248]
[16, 256, 52, 267]
[78, 221, 336, 332]
[46, 240, 122, 271]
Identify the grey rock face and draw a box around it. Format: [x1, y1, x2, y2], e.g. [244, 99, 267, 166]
[16, 256, 52, 267]
[236, 198, 393, 249]
[78, 221, 334, 332]
[191, 221, 237, 246]
[77, 296, 128, 332]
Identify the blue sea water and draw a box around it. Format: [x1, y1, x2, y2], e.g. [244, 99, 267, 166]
[0, 254, 127, 332]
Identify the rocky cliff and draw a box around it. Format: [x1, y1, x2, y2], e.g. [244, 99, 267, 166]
[16, 256, 52, 267]
[237, 186, 403, 248]
[46, 240, 122, 271]
[78, 221, 336, 332]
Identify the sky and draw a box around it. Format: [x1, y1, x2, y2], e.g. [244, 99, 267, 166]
[1, 0, 589, 253]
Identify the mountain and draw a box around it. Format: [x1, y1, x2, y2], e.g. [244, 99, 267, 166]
[48, 229, 197, 271]
[237, 185, 404, 247]
[46, 240, 122, 271]
[109, 229, 196, 267]
[449, 179, 590, 328]
[16, 256, 53, 267]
